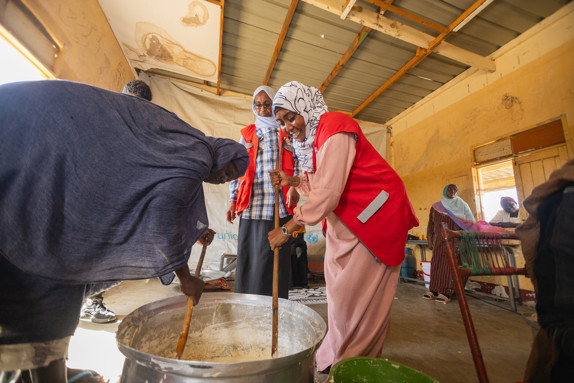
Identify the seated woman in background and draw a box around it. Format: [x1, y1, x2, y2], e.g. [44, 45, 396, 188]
[424, 184, 476, 303]
[489, 196, 521, 228]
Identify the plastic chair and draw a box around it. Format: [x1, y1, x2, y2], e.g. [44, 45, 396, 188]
[441, 223, 527, 383]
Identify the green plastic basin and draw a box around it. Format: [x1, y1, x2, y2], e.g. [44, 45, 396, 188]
[328, 357, 439, 383]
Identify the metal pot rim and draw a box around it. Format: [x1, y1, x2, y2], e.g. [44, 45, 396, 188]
[116, 292, 326, 376]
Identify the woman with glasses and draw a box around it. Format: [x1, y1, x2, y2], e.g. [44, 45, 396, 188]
[268, 81, 419, 374]
[226, 86, 299, 298]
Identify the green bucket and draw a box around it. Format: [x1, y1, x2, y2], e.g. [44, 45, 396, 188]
[328, 357, 439, 383]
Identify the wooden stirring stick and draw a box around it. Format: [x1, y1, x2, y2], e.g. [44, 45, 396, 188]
[272, 162, 281, 357]
[175, 243, 208, 359]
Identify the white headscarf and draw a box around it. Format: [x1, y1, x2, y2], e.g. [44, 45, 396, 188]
[272, 81, 328, 172]
[252, 85, 277, 132]
[440, 184, 476, 222]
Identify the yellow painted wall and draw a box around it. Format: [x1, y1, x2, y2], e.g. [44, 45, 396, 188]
[10, 0, 133, 91]
[399, 41, 574, 229]
[397, 40, 574, 294]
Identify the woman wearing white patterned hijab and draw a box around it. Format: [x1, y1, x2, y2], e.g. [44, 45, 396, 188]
[269, 81, 419, 374]
[273, 81, 328, 173]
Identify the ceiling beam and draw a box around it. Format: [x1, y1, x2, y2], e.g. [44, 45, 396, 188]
[350, 0, 495, 117]
[365, 0, 448, 33]
[453, 0, 495, 32]
[318, 26, 370, 92]
[351, 47, 429, 117]
[429, 0, 495, 69]
[321, 1, 396, 94]
[340, 0, 356, 20]
[449, 0, 495, 33]
[263, 0, 299, 85]
[301, 0, 495, 72]
[352, 5, 494, 71]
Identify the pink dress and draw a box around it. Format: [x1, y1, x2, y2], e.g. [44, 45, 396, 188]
[292, 132, 400, 371]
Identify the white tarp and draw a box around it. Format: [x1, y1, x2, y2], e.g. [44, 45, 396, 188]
[144, 74, 386, 273]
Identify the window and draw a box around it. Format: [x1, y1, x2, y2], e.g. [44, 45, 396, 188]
[0, 37, 46, 85]
[475, 161, 518, 222]
[473, 117, 568, 222]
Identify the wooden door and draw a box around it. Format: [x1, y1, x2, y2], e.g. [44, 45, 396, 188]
[513, 144, 569, 220]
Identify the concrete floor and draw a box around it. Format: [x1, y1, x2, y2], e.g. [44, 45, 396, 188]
[66, 276, 537, 383]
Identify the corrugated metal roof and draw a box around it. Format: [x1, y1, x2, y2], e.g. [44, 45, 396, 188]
[156, 0, 572, 124]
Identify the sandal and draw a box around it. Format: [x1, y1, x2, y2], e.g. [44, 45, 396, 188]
[435, 294, 451, 304]
[423, 291, 438, 300]
[68, 368, 106, 383]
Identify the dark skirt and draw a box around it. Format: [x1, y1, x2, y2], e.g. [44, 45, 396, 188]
[234, 217, 292, 299]
[0, 255, 86, 344]
[290, 234, 308, 289]
[427, 208, 470, 296]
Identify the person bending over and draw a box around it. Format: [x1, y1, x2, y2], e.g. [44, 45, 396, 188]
[81, 79, 154, 325]
[0, 80, 248, 383]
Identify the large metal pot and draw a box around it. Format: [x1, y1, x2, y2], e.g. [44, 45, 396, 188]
[116, 293, 326, 382]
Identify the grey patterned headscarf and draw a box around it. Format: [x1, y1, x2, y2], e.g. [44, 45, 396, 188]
[273, 81, 328, 172]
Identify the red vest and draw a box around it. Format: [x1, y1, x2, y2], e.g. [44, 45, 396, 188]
[313, 112, 419, 266]
[235, 124, 295, 215]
